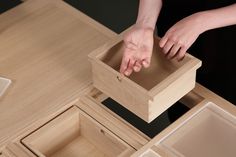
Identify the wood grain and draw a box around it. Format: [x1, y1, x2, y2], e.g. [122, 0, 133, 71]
[0, 0, 115, 149]
[22, 106, 135, 157]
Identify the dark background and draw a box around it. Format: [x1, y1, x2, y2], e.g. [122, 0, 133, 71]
[1, 0, 190, 138]
[0, 0, 22, 14]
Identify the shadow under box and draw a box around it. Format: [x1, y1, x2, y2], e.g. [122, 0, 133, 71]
[102, 98, 190, 138]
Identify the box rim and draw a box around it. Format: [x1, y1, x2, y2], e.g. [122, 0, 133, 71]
[88, 36, 202, 100]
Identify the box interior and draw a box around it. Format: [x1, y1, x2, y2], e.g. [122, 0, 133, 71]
[99, 40, 190, 90]
[158, 102, 236, 157]
[22, 107, 128, 157]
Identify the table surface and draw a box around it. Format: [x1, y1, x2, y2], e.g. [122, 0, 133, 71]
[1, 0, 236, 154]
[0, 0, 116, 149]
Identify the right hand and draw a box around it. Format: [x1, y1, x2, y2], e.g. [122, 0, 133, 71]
[120, 25, 154, 76]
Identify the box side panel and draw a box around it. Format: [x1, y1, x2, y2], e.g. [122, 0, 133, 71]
[91, 61, 150, 122]
[149, 70, 196, 122]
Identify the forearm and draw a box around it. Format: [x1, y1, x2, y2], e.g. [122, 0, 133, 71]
[136, 0, 162, 30]
[199, 4, 236, 32]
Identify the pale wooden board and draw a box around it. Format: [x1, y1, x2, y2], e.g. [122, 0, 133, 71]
[2, 142, 35, 157]
[0, 0, 115, 148]
[50, 136, 108, 157]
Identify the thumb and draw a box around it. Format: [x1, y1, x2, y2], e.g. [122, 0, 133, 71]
[159, 36, 168, 48]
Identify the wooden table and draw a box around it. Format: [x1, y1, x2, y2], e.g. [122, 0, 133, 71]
[0, 0, 115, 149]
[0, 1, 235, 157]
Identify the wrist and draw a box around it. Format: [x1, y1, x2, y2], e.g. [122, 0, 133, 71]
[135, 17, 156, 31]
[134, 22, 155, 32]
[195, 11, 214, 33]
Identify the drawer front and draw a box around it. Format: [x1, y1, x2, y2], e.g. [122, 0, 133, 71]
[91, 60, 150, 121]
[148, 69, 197, 122]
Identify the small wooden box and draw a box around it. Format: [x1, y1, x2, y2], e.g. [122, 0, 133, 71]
[156, 102, 236, 157]
[22, 106, 134, 157]
[132, 101, 236, 157]
[88, 36, 201, 122]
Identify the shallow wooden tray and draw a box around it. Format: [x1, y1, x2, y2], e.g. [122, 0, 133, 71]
[132, 94, 236, 157]
[22, 106, 135, 157]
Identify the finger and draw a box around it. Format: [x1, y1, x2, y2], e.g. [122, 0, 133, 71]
[124, 68, 133, 76]
[133, 61, 142, 72]
[162, 40, 174, 55]
[142, 57, 151, 68]
[124, 59, 135, 76]
[120, 44, 134, 74]
[141, 47, 152, 68]
[167, 44, 181, 59]
[177, 46, 187, 61]
[119, 54, 130, 74]
[159, 36, 168, 48]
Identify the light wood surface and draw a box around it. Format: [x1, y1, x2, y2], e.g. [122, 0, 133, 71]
[22, 106, 135, 157]
[131, 83, 236, 157]
[80, 92, 149, 148]
[1, 1, 236, 157]
[89, 35, 201, 122]
[2, 142, 34, 157]
[0, 0, 116, 149]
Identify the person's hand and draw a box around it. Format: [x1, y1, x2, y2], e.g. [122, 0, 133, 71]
[120, 25, 154, 76]
[159, 13, 205, 61]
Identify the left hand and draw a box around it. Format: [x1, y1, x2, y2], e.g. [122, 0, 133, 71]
[159, 13, 205, 61]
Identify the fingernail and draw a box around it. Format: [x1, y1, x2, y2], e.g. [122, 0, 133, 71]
[159, 43, 163, 48]
[142, 61, 149, 68]
[133, 66, 139, 72]
[125, 71, 130, 76]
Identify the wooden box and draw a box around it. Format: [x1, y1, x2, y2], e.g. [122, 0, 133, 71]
[88, 36, 201, 122]
[132, 101, 236, 157]
[22, 106, 134, 157]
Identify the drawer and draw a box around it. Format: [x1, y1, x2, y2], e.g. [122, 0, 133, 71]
[22, 106, 135, 157]
[132, 100, 236, 157]
[88, 35, 201, 122]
